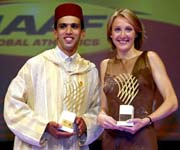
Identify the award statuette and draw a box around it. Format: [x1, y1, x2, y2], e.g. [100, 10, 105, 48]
[58, 80, 84, 132]
[117, 105, 134, 126]
[59, 110, 76, 133]
[114, 73, 139, 126]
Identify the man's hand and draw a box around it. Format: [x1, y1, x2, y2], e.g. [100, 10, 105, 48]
[45, 121, 74, 138]
[75, 117, 87, 136]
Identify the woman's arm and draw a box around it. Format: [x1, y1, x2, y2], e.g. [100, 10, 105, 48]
[100, 59, 109, 113]
[97, 59, 117, 129]
[147, 51, 178, 122]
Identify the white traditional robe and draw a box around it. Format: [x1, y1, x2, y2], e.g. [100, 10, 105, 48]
[4, 47, 103, 150]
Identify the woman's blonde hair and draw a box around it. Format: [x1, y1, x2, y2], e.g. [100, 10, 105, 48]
[107, 8, 145, 50]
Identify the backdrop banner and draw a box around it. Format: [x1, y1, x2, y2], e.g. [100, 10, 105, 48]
[0, 0, 180, 141]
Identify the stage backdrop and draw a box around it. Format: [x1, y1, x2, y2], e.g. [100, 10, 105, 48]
[0, 0, 180, 141]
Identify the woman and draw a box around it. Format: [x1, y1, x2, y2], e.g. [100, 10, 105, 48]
[97, 8, 178, 150]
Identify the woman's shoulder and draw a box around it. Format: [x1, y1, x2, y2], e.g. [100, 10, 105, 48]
[101, 58, 109, 65]
[145, 50, 162, 64]
[145, 50, 164, 69]
[101, 58, 113, 67]
[146, 50, 159, 58]
[100, 58, 110, 72]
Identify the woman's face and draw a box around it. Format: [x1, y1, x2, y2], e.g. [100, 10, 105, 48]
[110, 16, 136, 52]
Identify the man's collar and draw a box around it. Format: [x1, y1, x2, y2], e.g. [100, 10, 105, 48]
[55, 46, 77, 62]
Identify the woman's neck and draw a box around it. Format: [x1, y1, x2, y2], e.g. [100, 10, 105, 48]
[116, 49, 142, 60]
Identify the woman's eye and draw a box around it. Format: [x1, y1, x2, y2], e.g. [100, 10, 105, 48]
[125, 27, 133, 32]
[114, 27, 121, 32]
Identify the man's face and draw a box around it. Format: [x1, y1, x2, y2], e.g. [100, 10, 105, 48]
[54, 16, 84, 56]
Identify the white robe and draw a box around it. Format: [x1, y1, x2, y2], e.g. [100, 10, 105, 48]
[4, 47, 103, 150]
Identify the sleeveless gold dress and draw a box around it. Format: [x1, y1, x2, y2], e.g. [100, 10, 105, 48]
[102, 51, 158, 150]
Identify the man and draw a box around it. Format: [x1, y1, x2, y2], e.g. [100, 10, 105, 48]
[4, 3, 103, 150]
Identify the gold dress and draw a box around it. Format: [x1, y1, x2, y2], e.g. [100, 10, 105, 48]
[102, 51, 158, 150]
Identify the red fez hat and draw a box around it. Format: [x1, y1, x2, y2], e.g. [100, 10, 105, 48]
[54, 3, 84, 24]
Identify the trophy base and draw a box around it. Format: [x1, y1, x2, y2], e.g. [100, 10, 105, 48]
[59, 126, 74, 133]
[118, 105, 134, 127]
[58, 110, 76, 133]
[117, 121, 134, 127]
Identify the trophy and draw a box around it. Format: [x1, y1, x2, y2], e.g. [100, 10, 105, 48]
[114, 73, 139, 126]
[118, 105, 134, 126]
[59, 110, 76, 133]
[58, 80, 84, 133]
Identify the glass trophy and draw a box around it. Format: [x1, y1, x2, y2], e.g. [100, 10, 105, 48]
[114, 73, 139, 127]
[59, 110, 76, 133]
[58, 80, 84, 133]
[117, 105, 134, 126]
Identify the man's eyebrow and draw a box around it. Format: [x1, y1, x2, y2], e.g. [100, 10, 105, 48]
[58, 23, 80, 25]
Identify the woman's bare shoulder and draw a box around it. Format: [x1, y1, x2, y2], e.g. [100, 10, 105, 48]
[100, 58, 110, 67]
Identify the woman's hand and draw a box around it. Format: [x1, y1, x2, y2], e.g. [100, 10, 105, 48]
[97, 112, 117, 129]
[116, 118, 150, 134]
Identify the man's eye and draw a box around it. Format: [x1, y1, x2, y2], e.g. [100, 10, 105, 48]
[58, 23, 67, 29]
[71, 23, 79, 29]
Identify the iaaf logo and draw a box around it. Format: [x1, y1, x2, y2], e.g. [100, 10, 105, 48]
[0, 1, 113, 55]
[0, 15, 107, 35]
[0, 1, 151, 56]
[0, 13, 108, 56]
[0, 0, 112, 56]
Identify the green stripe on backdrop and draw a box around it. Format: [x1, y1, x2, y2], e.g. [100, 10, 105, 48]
[0, 0, 179, 56]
